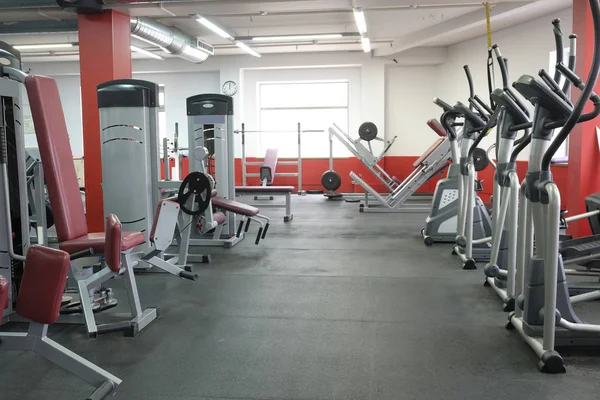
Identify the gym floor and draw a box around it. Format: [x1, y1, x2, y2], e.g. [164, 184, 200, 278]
[1, 195, 600, 399]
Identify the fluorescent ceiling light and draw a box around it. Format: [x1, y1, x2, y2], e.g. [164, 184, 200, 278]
[196, 16, 234, 40]
[353, 8, 367, 34]
[235, 41, 261, 58]
[13, 43, 73, 50]
[252, 34, 343, 42]
[130, 45, 163, 60]
[361, 37, 371, 53]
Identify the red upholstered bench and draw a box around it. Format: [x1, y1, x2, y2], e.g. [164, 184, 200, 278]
[0, 246, 122, 398]
[260, 148, 279, 185]
[212, 196, 260, 217]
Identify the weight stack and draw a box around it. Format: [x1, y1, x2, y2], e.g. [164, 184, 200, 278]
[98, 79, 160, 250]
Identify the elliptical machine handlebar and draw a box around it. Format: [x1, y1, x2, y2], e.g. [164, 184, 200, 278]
[563, 34, 577, 94]
[464, 65, 475, 110]
[541, 1, 600, 172]
[467, 106, 502, 158]
[552, 19, 565, 84]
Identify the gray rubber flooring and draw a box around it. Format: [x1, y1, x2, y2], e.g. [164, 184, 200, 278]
[2, 195, 600, 399]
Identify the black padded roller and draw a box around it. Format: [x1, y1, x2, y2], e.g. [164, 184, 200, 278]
[179, 270, 199, 281]
[244, 218, 252, 232]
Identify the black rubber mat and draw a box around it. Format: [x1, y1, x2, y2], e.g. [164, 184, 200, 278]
[1, 196, 600, 399]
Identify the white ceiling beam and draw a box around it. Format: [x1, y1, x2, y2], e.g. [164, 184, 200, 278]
[374, 0, 565, 57]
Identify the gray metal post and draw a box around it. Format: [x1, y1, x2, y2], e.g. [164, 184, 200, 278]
[242, 123, 247, 186]
[297, 122, 302, 194]
[162, 137, 170, 181]
[329, 129, 334, 171]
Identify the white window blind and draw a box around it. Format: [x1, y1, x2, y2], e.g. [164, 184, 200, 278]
[258, 81, 349, 158]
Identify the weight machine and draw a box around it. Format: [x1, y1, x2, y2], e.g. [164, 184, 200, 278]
[321, 121, 397, 199]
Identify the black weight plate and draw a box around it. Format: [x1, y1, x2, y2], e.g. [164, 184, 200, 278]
[321, 170, 341, 192]
[358, 121, 378, 142]
[472, 147, 490, 171]
[178, 171, 212, 216]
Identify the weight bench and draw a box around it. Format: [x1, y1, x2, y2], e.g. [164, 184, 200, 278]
[26, 75, 167, 337]
[0, 245, 121, 399]
[235, 185, 294, 222]
[211, 195, 271, 244]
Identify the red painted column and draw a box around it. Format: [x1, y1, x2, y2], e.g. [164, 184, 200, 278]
[78, 11, 132, 232]
[567, 0, 600, 238]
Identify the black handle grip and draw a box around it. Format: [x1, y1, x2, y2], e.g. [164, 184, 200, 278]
[236, 220, 244, 237]
[552, 19, 564, 83]
[255, 227, 263, 245]
[179, 270, 199, 281]
[0, 126, 6, 165]
[244, 218, 252, 232]
[261, 223, 269, 239]
[463, 65, 475, 105]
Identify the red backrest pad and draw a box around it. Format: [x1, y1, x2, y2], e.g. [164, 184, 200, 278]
[412, 138, 446, 168]
[0, 275, 8, 320]
[260, 148, 279, 185]
[105, 214, 122, 273]
[25, 76, 88, 242]
[16, 246, 70, 325]
[427, 119, 448, 137]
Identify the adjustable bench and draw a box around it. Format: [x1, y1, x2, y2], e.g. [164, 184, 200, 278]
[235, 185, 294, 222]
[0, 245, 121, 399]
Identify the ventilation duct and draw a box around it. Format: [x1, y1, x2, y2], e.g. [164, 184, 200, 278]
[130, 17, 212, 64]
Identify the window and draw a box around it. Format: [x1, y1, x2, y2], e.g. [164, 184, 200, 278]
[548, 48, 570, 160]
[258, 81, 349, 158]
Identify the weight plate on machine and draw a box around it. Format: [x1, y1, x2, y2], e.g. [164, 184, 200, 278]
[178, 171, 213, 216]
[472, 147, 490, 172]
[321, 170, 342, 192]
[358, 122, 378, 142]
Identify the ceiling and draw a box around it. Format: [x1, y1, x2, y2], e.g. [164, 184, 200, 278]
[0, 0, 572, 62]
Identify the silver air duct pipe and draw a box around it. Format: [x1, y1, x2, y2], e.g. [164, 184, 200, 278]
[130, 17, 212, 64]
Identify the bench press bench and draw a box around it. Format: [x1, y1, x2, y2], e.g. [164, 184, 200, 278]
[235, 185, 294, 222]
[0, 245, 122, 399]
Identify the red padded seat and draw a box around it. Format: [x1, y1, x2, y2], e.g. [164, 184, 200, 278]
[59, 231, 144, 254]
[16, 246, 70, 325]
[212, 196, 260, 217]
[0, 275, 8, 320]
[427, 119, 448, 137]
[236, 186, 294, 193]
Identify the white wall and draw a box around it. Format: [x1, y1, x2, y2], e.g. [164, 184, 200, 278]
[22, 7, 573, 161]
[132, 70, 220, 143]
[385, 65, 441, 156]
